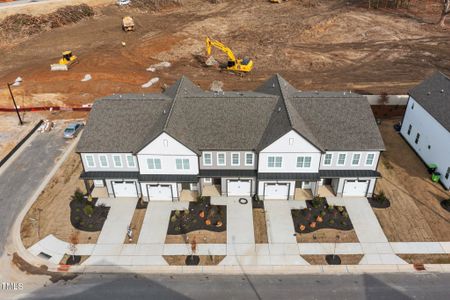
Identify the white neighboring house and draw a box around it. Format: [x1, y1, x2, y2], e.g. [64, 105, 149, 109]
[77, 75, 385, 201]
[400, 71, 450, 190]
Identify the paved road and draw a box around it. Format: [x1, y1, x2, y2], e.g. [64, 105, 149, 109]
[14, 273, 450, 299]
[0, 128, 70, 256]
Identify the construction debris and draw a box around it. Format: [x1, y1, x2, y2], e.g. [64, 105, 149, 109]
[0, 5, 94, 41]
[38, 120, 55, 133]
[11, 77, 23, 87]
[210, 80, 223, 92]
[141, 77, 159, 88]
[81, 74, 92, 82]
[205, 56, 218, 66]
[146, 61, 171, 72]
[122, 16, 135, 31]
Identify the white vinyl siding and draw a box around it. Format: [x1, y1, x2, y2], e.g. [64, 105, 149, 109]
[351, 153, 361, 166]
[175, 158, 190, 170]
[126, 155, 136, 168]
[86, 155, 95, 167]
[147, 158, 161, 169]
[231, 153, 240, 166]
[245, 152, 254, 166]
[203, 152, 212, 166]
[323, 153, 332, 166]
[99, 155, 109, 168]
[112, 155, 123, 167]
[296, 156, 312, 168]
[217, 152, 226, 166]
[337, 153, 346, 166]
[365, 153, 375, 166]
[268, 156, 282, 168]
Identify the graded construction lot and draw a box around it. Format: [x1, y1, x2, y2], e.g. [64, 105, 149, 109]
[375, 118, 450, 242]
[0, 0, 450, 109]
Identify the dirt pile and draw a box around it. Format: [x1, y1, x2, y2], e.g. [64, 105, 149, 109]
[131, 0, 183, 10]
[0, 4, 94, 41]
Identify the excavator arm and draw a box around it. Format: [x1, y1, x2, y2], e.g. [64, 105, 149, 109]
[206, 37, 236, 63]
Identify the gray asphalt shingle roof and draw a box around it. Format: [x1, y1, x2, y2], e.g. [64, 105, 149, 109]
[76, 96, 172, 153]
[77, 74, 384, 154]
[408, 71, 450, 132]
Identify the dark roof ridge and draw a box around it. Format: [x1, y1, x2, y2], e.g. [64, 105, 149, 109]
[163, 76, 188, 130]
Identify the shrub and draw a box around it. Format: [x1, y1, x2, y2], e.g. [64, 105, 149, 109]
[175, 210, 181, 217]
[341, 220, 348, 226]
[174, 226, 180, 232]
[337, 206, 345, 213]
[170, 215, 177, 223]
[327, 204, 334, 212]
[377, 191, 388, 202]
[311, 196, 323, 208]
[342, 212, 349, 219]
[71, 189, 84, 203]
[184, 209, 190, 215]
[83, 204, 94, 217]
[329, 219, 335, 225]
[320, 210, 326, 217]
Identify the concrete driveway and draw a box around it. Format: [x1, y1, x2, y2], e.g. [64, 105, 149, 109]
[0, 127, 71, 255]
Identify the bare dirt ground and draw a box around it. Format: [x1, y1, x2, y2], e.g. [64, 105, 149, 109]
[20, 150, 98, 248]
[253, 208, 268, 244]
[0, 0, 449, 109]
[124, 206, 147, 244]
[296, 228, 359, 243]
[165, 229, 226, 244]
[375, 118, 450, 242]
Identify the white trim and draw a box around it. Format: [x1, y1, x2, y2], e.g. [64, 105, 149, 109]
[337, 153, 346, 166]
[85, 154, 95, 168]
[231, 152, 240, 166]
[244, 152, 254, 166]
[99, 154, 109, 168]
[364, 153, 376, 166]
[126, 154, 136, 168]
[204, 178, 212, 183]
[323, 153, 333, 166]
[112, 155, 123, 168]
[217, 152, 226, 166]
[351, 153, 361, 166]
[203, 152, 213, 166]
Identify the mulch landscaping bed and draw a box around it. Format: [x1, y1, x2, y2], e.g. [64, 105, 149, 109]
[291, 197, 353, 234]
[69, 191, 109, 232]
[163, 255, 226, 266]
[368, 193, 391, 209]
[167, 197, 226, 235]
[252, 196, 264, 209]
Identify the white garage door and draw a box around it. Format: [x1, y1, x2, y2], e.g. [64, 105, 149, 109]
[343, 180, 369, 196]
[112, 181, 138, 197]
[227, 180, 251, 196]
[147, 184, 173, 201]
[264, 183, 289, 200]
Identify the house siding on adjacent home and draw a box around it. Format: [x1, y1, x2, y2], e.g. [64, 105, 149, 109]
[401, 96, 450, 189]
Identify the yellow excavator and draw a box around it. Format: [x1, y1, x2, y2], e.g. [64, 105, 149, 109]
[205, 37, 253, 73]
[50, 51, 78, 71]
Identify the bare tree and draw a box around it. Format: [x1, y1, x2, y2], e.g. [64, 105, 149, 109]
[439, 0, 450, 26]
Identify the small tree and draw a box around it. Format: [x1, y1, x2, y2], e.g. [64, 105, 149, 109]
[69, 231, 79, 263]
